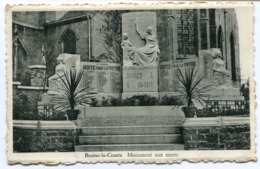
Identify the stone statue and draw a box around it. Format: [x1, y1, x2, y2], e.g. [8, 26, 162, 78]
[55, 55, 66, 75]
[211, 48, 228, 74]
[48, 56, 67, 93]
[121, 33, 135, 66]
[133, 21, 160, 66]
[210, 48, 231, 87]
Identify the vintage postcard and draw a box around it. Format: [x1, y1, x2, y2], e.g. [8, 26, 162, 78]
[6, 2, 255, 164]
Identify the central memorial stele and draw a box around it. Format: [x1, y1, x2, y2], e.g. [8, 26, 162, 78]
[121, 12, 159, 98]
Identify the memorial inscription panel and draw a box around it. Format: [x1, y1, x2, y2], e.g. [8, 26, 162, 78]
[159, 58, 198, 92]
[82, 62, 122, 93]
[123, 66, 158, 92]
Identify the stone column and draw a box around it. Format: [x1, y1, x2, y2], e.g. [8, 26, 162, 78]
[13, 39, 19, 81]
[88, 14, 93, 61]
[166, 10, 178, 61]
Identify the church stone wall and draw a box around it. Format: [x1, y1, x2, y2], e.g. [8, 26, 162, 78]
[214, 9, 240, 82]
[12, 12, 46, 82]
[44, 20, 91, 77]
[91, 13, 109, 59]
[13, 25, 45, 70]
[13, 12, 43, 27]
[45, 20, 90, 62]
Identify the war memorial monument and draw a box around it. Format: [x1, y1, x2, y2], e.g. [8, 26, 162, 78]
[9, 6, 253, 162]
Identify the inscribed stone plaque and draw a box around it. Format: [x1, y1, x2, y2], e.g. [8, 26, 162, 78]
[123, 66, 158, 92]
[159, 61, 173, 92]
[82, 62, 98, 93]
[82, 62, 121, 94]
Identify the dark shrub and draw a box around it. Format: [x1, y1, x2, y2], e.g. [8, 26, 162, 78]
[109, 97, 122, 106]
[197, 107, 215, 117]
[121, 95, 158, 106]
[13, 93, 36, 120]
[101, 97, 109, 106]
[197, 108, 250, 117]
[159, 95, 181, 105]
[21, 71, 31, 86]
[121, 97, 136, 106]
[90, 98, 98, 107]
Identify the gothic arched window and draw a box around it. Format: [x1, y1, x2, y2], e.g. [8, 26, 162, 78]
[176, 9, 197, 56]
[217, 26, 224, 56]
[61, 29, 76, 54]
[230, 32, 237, 81]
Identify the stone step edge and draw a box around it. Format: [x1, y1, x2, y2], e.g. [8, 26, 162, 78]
[79, 134, 182, 137]
[80, 125, 182, 129]
[75, 144, 185, 151]
[75, 143, 184, 147]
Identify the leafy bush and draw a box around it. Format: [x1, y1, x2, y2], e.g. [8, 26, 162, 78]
[121, 97, 136, 106]
[133, 95, 158, 106]
[14, 110, 67, 120]
[90, 94, 160, 107]
[13, 93, 67, 120]
[13, 94, 36, 120]
[101, 97, 110, 106]
[109, 97, 122, 106]
[159, 95, 181, 105]
[15, 71, 31, 86]
[90, 98, 98, 107]
[196, 108, 215, 117]
[196, 108, 250, 117]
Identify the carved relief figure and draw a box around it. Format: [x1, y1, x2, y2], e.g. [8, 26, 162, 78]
[133, 21, 160, 66]
[121, 33, 135, 66]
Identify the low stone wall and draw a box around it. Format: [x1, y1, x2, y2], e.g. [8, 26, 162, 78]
[182, 117, 250, 150]
[13, 121, 77, 152]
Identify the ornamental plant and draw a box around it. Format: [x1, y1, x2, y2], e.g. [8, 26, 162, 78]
[51, 68, 93, 112]
[172, 66, 211, 108]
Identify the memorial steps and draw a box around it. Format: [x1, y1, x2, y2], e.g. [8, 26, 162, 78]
[75, 125, 184, 151]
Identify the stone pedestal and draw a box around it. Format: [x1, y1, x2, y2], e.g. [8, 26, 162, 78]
[122, 66, 158, 98]
[28, 65, 46, 87]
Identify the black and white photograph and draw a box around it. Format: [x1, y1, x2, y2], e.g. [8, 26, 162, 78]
[6, 3, 255, 163]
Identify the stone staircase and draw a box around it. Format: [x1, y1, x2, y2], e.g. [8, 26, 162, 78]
[75, 125, 184, 151]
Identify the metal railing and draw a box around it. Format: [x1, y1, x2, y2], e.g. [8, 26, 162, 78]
[201, 100, 250, 117]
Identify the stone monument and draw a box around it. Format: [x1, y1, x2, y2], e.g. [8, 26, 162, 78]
[199, 48, 231, 88]
[121, 12, 159, 98]
[42, 53, 80, 104]
[198, 48, 243, 100]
